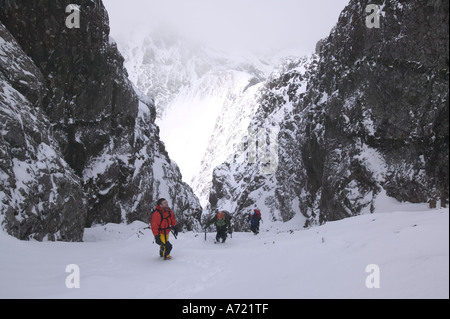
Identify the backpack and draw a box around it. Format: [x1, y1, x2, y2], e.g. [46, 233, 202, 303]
[222, 210, 232, 221]
[254, 209, 261, 220]
[151, 208, 172, 233]
[216, 212, 226, 227]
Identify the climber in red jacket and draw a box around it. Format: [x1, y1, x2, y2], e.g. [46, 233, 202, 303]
[151, 198, 178, 260]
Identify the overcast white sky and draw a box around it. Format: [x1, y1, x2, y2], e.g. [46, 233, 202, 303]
[103, 0, 349, 55]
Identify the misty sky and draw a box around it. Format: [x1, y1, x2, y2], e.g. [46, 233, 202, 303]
[104, 0, 349, 55]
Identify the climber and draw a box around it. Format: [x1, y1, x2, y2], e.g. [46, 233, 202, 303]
[151, 198, 178, 260]
[205, 210, 232, 243]
[248, 208, 262, 235]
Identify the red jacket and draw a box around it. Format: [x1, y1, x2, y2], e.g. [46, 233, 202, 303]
[151, 205, 177, 236]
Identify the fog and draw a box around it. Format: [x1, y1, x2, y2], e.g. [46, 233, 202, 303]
[103, 0, 349, 55]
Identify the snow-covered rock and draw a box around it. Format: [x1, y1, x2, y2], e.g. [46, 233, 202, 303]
[207, 0, 449, 230]
[0, 21, 86, 241]
[207, 56, 319, 229]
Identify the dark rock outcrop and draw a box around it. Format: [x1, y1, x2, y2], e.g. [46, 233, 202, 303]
[0, 1, 201, 241]
[0, 20, 87, 241]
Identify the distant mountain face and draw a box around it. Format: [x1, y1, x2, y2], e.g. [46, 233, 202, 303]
[116, 31, 274, 119]
[207, 0, 449, 230]
[116, 31, 288, 205]
[0, 1, 201, 241]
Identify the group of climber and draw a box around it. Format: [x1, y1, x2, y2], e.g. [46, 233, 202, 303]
[150, 198, 262, 260]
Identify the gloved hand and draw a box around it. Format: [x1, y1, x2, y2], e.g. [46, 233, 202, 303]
[173, 227, 178, 237]
[155, 235, 162, 245]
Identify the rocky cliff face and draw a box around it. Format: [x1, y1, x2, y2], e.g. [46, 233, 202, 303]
[208, 0, 449, 229]
[207, 56, 319, 229]
[0, 0, 201, 241]
[0, 21, 87, 241]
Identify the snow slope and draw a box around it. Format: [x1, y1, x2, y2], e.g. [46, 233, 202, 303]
[0, 204, 448, 299]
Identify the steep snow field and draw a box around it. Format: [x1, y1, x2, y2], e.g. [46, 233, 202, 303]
[0, 200, 448, 299]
